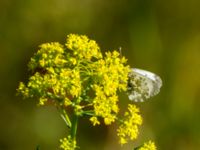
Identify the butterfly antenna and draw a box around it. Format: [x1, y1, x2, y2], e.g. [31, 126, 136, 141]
[118, 47, 122, 58]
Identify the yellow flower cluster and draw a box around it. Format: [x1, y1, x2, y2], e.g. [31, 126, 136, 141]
[18, 35, 99, 106]
[95, 51, 129, 93]
[18, 82, 29, 98]
[18, 68, 81, 106]
[28, 42, 66, 70]
[60, 136, 76, 150]
[90, 51, 130, 125]
[138, 141, 157, 150]
[92, 85, 118, 125]
[59, 69, 81, 98]
[66, 34, 102, 60]
[117, 104, 142, 145]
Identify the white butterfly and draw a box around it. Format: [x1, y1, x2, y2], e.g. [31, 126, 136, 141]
[127, 68, 162, 102]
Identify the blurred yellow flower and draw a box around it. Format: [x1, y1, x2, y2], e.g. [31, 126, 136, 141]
[138, 141, 157, 150]
[60, 136, 76, 150]
[90, 116, 100, 126]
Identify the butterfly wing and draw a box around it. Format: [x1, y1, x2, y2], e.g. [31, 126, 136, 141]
[127, 68, 162, 102]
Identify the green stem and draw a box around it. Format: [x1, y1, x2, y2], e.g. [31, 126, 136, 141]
[57, 107, 72, 128]
[71, 113, 78, 140]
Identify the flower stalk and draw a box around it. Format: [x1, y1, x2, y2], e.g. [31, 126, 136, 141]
[70, 113, 78, 141]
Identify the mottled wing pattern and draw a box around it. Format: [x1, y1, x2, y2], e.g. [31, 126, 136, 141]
[127, 68, 162, 102]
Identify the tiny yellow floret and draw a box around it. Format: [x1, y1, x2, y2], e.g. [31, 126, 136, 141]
[90, 116, 100, 126]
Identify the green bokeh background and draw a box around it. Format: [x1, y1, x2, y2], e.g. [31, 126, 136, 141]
[1, 0, 200, 149]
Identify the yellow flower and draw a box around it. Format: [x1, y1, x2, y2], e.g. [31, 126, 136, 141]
[38, 97, 48, 106]
[117, 104, 143, 145]
[89, 49, 130, 125]
[60, 136, 76, 150]
[39, 59, 45, 67]
[17, 82, 29, 98]
[90, 116, 100, 126]
[28, 42, 65, 70]
[69, 57, 77, 65]
[138, 141, 157, 150]
[64, 97, 71, 106]
[92, 84, 119, 125]
[46, 67, 55, 74]
[104, 115, 116, 125]
[40, 42, 64, 53]
[66, 34, 102, 60]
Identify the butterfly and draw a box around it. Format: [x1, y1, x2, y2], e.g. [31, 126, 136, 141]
[127, 68, 162, 102]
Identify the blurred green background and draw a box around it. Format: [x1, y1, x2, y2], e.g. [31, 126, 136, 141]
[1, 0, 200, 149]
